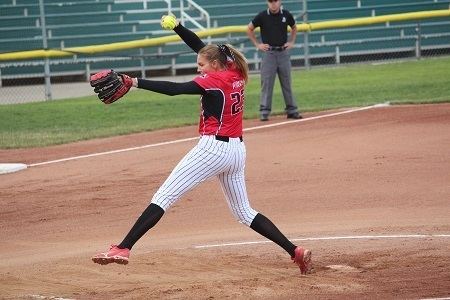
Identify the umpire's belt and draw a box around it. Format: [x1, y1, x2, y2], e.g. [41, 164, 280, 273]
[268, 46, 285, 51]
[215, 135, 243, 142]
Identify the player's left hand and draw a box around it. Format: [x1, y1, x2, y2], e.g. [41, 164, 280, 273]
[90, 69, 133, 104]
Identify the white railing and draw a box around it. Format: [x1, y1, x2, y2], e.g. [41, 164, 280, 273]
[114, 0, 171, 13]
[179, 0, 210, 31]
[162, 0, 172, 13]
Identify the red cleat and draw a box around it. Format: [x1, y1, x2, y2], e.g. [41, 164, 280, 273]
[292, 246, 312, 275]
[92, 245, 130, 265]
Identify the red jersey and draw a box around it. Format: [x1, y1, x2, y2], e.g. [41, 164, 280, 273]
[193, 69, 245, 138]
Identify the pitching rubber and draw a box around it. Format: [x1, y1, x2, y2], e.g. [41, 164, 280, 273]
[92, 255, 129, 265]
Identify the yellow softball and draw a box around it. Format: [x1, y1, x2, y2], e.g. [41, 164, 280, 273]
[161, 14, 177, 30]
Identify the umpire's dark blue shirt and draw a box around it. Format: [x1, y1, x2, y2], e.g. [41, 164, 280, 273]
[251, 8, 296, 47]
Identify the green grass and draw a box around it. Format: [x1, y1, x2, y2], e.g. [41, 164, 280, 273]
[1, 57, 449, 149]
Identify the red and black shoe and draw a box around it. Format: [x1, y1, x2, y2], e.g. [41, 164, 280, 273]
[92, 245, 130, 265]
[291, 246, 312, 275]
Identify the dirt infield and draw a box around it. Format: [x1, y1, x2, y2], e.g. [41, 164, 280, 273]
[1, 103, 449, 299]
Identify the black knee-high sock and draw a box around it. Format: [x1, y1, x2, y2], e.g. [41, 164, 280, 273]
[250, 213, 296, 257]
[118, 203, 165, 250]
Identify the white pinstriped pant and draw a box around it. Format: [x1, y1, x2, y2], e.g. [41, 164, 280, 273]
[151, 135, 258, 226]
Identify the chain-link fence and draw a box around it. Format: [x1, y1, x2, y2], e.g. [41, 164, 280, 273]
[291, 20, 450, 68]
[1, 0, 450, 104]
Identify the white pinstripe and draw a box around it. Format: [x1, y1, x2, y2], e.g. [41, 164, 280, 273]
[151, 135, 258, 226]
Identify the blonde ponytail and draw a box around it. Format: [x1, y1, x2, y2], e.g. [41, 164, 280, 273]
[198, 44, 249, 83]
[226, 44, 249, 83]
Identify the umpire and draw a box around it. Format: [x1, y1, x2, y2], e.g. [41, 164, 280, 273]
[247, 0, 301, 121]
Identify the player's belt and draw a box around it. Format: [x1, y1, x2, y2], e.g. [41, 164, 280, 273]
[268, 46, 285, 51]
[215, 135, 243, 142]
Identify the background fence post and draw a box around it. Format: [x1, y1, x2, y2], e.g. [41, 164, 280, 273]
[415, 22, 422, 59]
[254, 52, 259, 71]
[39, 0, 52, 100]
[302, 0, 311, 69]
[335, 46, 341, 64]
[85, 63, 90, 82]
[140, 48, 146, 78]
[171, 57, 176, 76]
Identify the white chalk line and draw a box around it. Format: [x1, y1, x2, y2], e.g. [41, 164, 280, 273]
[193, 234, 450, 249]
[28, 103, 390, 167]
[28, 137, 197, 167]
[244, 102, 389, 132]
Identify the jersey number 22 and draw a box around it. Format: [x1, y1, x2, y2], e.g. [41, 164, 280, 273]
[231, 90, 244, 115]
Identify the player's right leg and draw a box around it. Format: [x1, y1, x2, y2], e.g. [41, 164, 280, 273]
[217, 141, 257, 226]
[218, 141, 312, 274]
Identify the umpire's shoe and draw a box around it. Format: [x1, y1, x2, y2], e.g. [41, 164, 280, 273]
[292, 246, 313, 275]
[260, 114, 269, 121]
[287, 112, 302, 119]
[92, 245, 130, 265]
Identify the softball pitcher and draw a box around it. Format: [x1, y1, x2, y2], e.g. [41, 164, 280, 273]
[91, 14, 312, 275]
